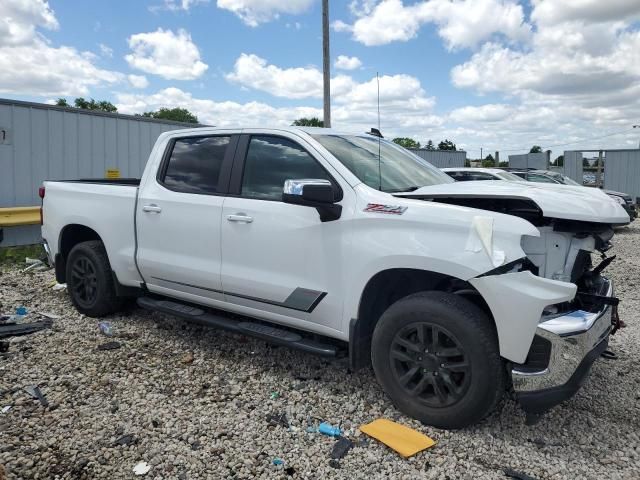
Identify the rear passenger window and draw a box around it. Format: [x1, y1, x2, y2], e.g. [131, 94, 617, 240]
[162, 136, 230, 194]
[241, 136, 332, 200]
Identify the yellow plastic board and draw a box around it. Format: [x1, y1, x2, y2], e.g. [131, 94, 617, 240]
[0, 206, 40, 227]
[360, 418, 436, 458]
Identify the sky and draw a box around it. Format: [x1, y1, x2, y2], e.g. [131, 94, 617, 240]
[1, 0, 640, 160]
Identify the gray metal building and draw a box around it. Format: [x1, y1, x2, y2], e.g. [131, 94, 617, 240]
[408, 149, 466, 168]
[602, 150, 640, 200]
[508, 152, 549, 170]
[0, 98, 200, 246]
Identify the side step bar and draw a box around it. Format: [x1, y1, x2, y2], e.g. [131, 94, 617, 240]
[137, 297, 338, 357]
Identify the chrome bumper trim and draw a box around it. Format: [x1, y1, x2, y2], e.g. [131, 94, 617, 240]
[512, 279, 613, 392]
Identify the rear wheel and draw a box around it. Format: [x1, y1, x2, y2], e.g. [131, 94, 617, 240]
[66, 240, 123, 317]
[371, 291, 505, 429]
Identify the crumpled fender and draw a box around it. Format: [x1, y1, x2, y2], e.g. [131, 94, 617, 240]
[469, 271, 577, 363]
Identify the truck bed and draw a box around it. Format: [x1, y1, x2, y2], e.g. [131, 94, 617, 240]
[41, 179, 143, 287]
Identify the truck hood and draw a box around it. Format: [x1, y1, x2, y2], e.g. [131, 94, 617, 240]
[396, 180, 630, 224]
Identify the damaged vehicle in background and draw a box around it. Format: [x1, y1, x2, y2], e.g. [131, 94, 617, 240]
[40, 128, 629, 428]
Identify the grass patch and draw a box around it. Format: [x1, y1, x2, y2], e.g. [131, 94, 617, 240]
[0, 244, 45, 265]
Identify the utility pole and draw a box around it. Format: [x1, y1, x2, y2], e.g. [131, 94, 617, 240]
[480, 147, 483, 162]
[634, 125, 639, 148]
[596, 150, 603, 188]
[322, 0, 331, 128]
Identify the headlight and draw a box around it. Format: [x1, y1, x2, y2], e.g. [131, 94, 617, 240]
[608, 195, 625, 205]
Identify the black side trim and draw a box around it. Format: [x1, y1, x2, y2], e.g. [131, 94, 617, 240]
[151, 277, 326, 313]
[517, 337, 608, 415]
[348, 317, 371, 371]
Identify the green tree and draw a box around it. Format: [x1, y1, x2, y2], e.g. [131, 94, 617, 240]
[425, 140, 435, 151]
[553, 155, 564, 167]
[73, 97, 118, 112]
[55, 98, 69, 107]
[437, 139, 457, 151]
[392, 137, 421, 149]
[499, 161, 509, 167]
[583, 157, 591, 167]
[292, 117, 324, 127]
[142, 107, 199, 124]
[464, 159, 471, 167]
[530, 145, 542, 153]
[482, 154, 495, 167]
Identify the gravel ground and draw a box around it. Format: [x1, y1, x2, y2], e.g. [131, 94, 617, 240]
[1, 228, 639, 480]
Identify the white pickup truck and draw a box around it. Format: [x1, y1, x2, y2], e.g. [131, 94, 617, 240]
[40, 127, 628, 428]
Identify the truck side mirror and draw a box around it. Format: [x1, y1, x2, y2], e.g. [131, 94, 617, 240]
[282, 179, 341, 222]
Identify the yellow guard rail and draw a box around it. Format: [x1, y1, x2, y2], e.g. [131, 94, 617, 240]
[0, 206, 40, 227]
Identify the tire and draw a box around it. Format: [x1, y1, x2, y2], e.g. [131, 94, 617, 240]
[371, 291, 505, 429]
[66, 240, 124, 317]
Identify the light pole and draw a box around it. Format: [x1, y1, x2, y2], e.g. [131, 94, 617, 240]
[322, 0, 331, 128]
[634, 125, 640, 149]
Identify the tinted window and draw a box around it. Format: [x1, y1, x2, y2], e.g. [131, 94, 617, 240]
[162, 136, 230, 194]
[467, 172, 497, 181]
[241, 136, 332, 200]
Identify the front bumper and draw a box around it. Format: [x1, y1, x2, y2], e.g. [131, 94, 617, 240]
[512, 278, 614, 414]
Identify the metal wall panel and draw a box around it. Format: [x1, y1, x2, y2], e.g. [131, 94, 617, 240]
[0, 98, 200, 246]
[604, 150, 640, 201]
[508, 152, 548, 170]
[563, 151, 583, 182]
[408, 149, 466, 168]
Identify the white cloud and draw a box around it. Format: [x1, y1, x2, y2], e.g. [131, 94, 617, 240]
[531, 0, 640, 25]
[99, 43, 113, 58]
[216, 0, 315, 27]
[128, 74, 149, 89]
[333, 0, 530, 49]
[0, 0, 58, 46]
[335, 55, 362, 70]
[125, 28, 208, 80]
[153, 0, 210, 11]
[0, 0, 122, 96]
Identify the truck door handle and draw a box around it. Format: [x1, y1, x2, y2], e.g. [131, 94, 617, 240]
[142, 204, 162, 214]
[227, 214, 253, 223]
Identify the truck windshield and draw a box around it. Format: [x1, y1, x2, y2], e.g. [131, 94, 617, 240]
[313, 134, 453, 192]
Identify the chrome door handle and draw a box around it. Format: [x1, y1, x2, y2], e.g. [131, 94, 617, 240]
[142, 204, 162, 214]
[227, 214, 253, 223]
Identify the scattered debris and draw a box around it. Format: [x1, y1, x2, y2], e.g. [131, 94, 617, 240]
[22, 259, 47, 273]
[15, 307, 27, 316]
[285, 466, 295, 476]
[0, 320, 51, 338]
[360, 419, 436, 458]
[132, 461, 151, 476]
[37, 312, 61, 320]
[1, 406, 11, 414]
[329, 459, 341, 469]
[97, 341, 122, 351]
[51, 283, 67, 291]
[318, 422, 342, 438]
[24, 385, 49, 408]
[331, 437, 354, 460]
[272, 458, 284, 466]
[98, 321, 113, 336]
[504, 468, 538, 480]
[0, 341, 8, 353]
[113, 434, 137, 447]
[267, 412, 290, 429]
[181, 352, 194, 364]
[601, 350, 618, 360]
[270, 391, 280, 399]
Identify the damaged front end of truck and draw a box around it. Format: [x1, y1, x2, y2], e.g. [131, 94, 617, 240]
[398, 183, 628, 422]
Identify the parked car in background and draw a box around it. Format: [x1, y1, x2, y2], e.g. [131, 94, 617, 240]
[443, 167, 636, 222]
[510, 170, 637, 221]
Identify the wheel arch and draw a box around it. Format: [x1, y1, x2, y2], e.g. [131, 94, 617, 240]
[349, 267, 494, 371]
[56, 224, 103, 283]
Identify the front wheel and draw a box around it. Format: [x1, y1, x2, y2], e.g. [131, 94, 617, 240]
[371, 291, 505, 429]
[66, 240, 123, 317]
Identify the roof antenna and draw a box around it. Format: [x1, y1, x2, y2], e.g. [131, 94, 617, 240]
[377, 72, 382, 191]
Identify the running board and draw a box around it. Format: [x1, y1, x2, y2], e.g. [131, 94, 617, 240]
[137, 297, 338, 357]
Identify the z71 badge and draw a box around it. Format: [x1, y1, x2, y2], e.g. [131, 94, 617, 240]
[363, 203, 408, 215]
